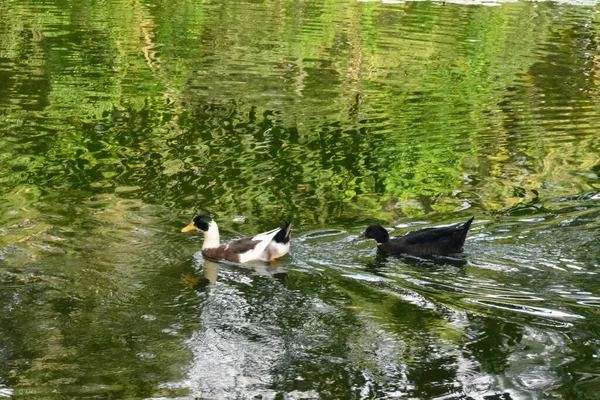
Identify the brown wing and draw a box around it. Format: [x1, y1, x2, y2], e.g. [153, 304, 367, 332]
[226, 238, 262, 254]
[202, 238, 263, 263]
[203, 247, 240, 262]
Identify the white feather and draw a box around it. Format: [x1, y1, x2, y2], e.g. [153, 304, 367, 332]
[238, 228, 281, 263]
[266, 241, 290, 259]
[251, 227, 281, 241]
[201, 221, 221, 250]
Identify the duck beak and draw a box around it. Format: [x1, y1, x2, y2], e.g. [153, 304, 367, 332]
[356, 232, 366, 241]
[181, 222, 196, 232]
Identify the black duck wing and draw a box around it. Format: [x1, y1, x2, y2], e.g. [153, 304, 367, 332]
[402, 217, 474, 245]
[387, 217, 474, 256]
[271, 221, 292, 244]
[402, 226, 459, 244]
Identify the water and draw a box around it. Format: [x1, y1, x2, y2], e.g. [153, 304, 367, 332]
[1, 0, 600, 398]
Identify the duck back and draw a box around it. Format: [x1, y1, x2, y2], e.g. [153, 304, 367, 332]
[380, 217, 474, 256]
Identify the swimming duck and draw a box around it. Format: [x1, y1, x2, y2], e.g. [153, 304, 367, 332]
[181, 214, 292, 263]
[362, 217, 474, 256]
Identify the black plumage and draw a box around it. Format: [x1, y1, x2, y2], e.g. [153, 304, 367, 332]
[363, 217, 474, 256]
[272, 220, 292, 244]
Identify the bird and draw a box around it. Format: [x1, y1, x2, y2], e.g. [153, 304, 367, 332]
[362, 217, 474, 256]
[181, 214, 292, 263]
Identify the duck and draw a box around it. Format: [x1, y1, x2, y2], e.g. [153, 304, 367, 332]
[362, 216, 474, 256]
[181, 214, 292, 263]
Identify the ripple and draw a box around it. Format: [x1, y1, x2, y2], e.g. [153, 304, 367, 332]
[465, 298, 584, 320]
[341, 273, 390, 282]
[577, 301, 600, 307]
[298, 230, 347, 241]
[480, 293, 544, 301]
[1, 0, 600, 398]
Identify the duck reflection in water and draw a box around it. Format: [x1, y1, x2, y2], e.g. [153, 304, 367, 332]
[181, 258, 290, 290]
[181, 259, 219, 290]
[365, 251, 469, 270]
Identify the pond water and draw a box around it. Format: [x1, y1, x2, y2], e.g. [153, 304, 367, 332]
[1, 0, 600, 398]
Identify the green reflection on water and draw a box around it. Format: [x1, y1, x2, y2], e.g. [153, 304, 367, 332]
[1, 0, 600, 398]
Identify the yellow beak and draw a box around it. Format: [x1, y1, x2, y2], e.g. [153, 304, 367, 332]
[181, 222, 196, 232]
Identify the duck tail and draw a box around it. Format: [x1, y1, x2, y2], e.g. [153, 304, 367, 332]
[273, 220, 293, 244]
[460, 216, 475, 240]
[462, 216, 474, 231]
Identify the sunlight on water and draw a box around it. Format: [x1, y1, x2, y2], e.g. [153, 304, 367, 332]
[1, 0, 600, 398]
[361, 0, 600, 6]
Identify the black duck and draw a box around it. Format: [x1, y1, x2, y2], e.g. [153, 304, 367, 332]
[362, 217, 474, 256]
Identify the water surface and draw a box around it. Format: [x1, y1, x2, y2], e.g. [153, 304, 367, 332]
[1, 0, 600, 398]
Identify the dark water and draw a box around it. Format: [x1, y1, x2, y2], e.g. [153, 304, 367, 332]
[1, 0, 600, 398]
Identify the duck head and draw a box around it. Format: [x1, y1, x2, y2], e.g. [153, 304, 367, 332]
[363, 225, 390, 244]
[181, 214, 220, 249]
[181, 214, 213, 232]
